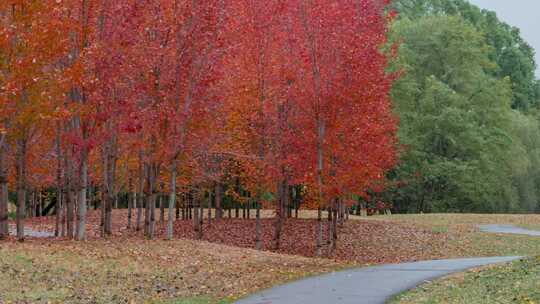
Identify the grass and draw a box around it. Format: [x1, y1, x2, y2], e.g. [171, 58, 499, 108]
[2, 212, 539, 303]
[0, 238, 342, 304]
[369, 213, 540, 258]
[390, 256, 540, 304]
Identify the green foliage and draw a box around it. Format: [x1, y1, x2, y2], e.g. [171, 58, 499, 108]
[391, 0, 540, 111]
[386, 14, 540, 213]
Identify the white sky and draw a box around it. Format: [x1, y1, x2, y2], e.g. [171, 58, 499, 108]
[468, 0, 540, 78]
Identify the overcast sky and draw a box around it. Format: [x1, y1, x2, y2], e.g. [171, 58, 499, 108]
[468, 0, 540, 78]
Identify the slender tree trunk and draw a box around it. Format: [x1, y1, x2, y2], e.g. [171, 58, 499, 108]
[127, 190, 133, 229]
[255, 202, 261, 250]
[215, 183, 222, 219]
[327, 204, 333, 255]
[100, 191, 106, 237]
[332, 204, 338, 251]
[316, 207, 323, 256]
[175, 196, 180, 220]
[15, 138, 27, 241]
[136, 151, 144, 231]
[61, 194, 67, 237]
[159, 194, 165, 223]
[273, 179, 287, 250]
[66, 189, 75, 239]
[37, 191, 42, 217]
[149, 191, 156, 239]
[167, 163, 176, 240]
[193, 192, 201, 239]
[0, 144, 8, 239]
[199, 200, 203, 238]
[207, 191, 212, 225]
[76, 151, 88, 241]
[105, 194, 113, 235]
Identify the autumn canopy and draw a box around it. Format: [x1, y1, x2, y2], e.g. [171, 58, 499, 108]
[0, 0, 396, 254]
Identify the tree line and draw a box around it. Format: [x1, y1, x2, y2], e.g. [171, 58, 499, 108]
[0, 0, 396, 256]
[387, 0, 540, 213]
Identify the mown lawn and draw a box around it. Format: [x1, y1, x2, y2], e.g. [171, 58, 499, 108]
[370, 213, 540, 258]
[0, 238, 342, 304]
[390, 256, 540, 304]
[1, 212, 539, 304]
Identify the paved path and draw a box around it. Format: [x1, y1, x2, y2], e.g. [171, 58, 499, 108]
[9, 227, 55, 238]
[478, 224, 540, 236]
[235, 256, 521, 304]
[236, 224, 540, 304]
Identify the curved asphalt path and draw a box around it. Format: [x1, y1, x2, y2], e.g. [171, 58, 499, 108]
[235, 224, 540, 304]
[8, 226, 55, 238]
[478, 224, 540, 236]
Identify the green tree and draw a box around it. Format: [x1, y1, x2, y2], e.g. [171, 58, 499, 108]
[388, 16, 531, 212]
[392, 0, 540, 111]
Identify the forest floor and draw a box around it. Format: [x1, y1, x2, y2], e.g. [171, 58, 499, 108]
[2, 211, 540, 303]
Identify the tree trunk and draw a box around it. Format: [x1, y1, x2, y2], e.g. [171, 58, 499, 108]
[15, 139, 27, 241]
[146, 164, 157, 239]
[0, 145, 8, 239]
[167, 163, 176, 240]
[332, 204, 338, 252]
[136, 151, 144, 231]
[215, 183, 222, 219]
[105, 193, 113, 235]
[175, 196, 180, 220]
[67, 189, 75, 239]
[207, 191, 212, 225]
[316, 207, 323, 256]
[76, 152, 88, 241]
[100, 191, 105, 237]
[273, 179, 287, 250]
[159, 194, 165, 223]
[54, 197, 62, 233]
[193, 192, 201, 239]
[327, 205, 333, 255]
[255, 202, 261, 250]
[127, 190, 133, 229]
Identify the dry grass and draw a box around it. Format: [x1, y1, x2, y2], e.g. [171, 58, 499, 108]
[0, 237, 342, 304]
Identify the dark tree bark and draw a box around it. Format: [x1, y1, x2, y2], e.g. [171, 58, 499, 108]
[15, 138, 27, 241]
[255, 202, 261, 250]
[127, 178, 133, 229]
[215, 182, 222, 219]
[316, 207, 323, 256]
[167, 162, 176, 240]
[0, 144, 8, 239]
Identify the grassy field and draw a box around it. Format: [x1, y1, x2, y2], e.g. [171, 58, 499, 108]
[390, 256, 540, 304]
[0, 238, 342, 304]
[1, 212, 539, 303]
[369, 213, 540, 258]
